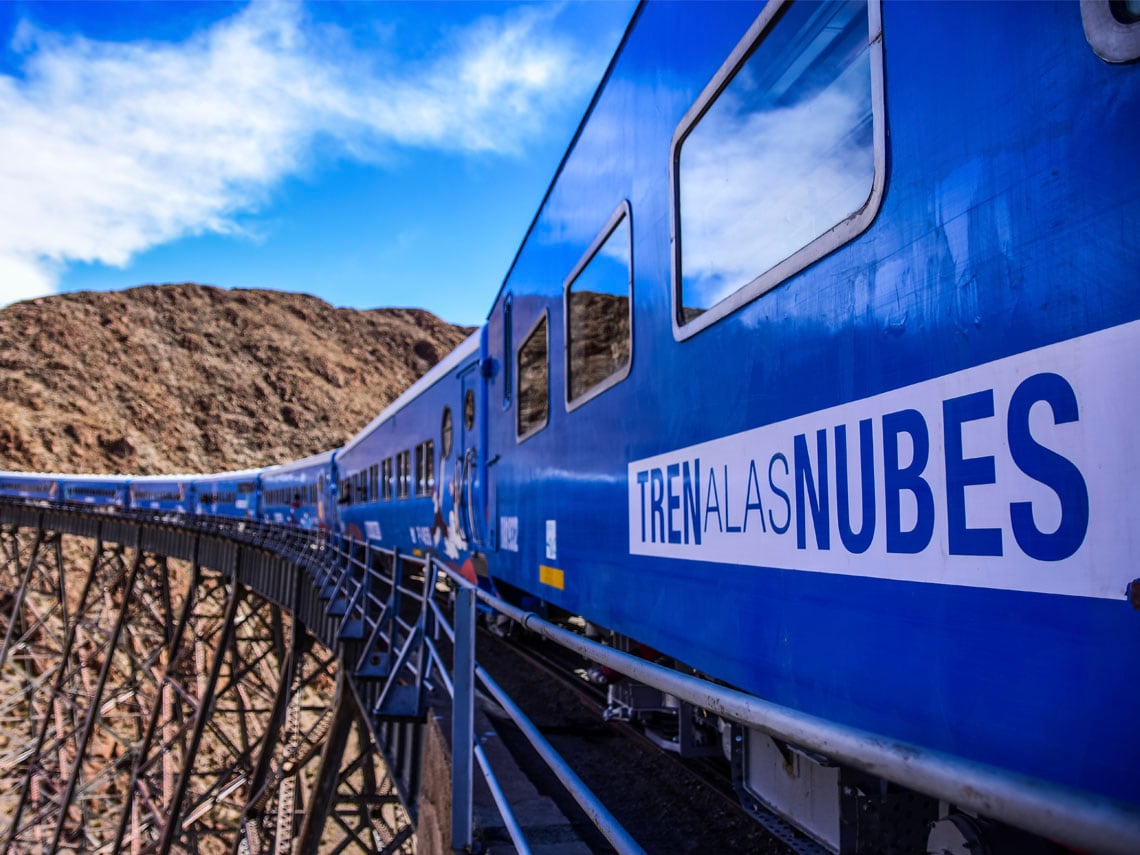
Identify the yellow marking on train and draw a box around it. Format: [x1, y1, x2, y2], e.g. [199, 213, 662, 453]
[539, 565, 564, 590]
[413, 549, 423, 557]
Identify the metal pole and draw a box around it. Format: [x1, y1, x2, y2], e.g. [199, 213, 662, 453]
[450, 585, 475, 852]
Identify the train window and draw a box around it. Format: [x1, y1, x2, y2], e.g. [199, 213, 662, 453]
[441, 406, 453, 458]
[396, 450, 411, 499]
[565, 202, 633, 410]
[502, 293, 513, 409]
[1083, 0, 1140, 61]
[464, 388, 475, 432]
[415, 440, 435, 497]
[516, 311, 550, 440]
[370, 464, 378, 502]
[382, 458, 393, 501]
[672, 0, 885, 338]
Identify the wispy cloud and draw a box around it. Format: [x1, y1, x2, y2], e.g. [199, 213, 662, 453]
[0, 1, 601, 306]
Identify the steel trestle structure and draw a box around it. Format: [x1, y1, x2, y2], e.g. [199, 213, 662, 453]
[0, 504, 416, 854]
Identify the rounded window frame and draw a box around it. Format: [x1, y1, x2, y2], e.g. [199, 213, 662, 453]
[669, 0, 887, 341]
[441, 406, 453, 458]
[563, 200, 634, 413]
[1082, 0, 1140, 62]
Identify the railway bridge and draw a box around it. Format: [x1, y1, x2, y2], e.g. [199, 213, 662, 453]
[0, 500, 449, 854]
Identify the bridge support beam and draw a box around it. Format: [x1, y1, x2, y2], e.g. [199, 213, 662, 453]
[0, 514, 415, 854]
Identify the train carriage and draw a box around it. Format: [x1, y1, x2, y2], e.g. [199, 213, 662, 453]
[467, 0, 1140, 847]
[128, 475, 195, 515]
[60, 474, 129, 510]
[260, 452, 335, 531]
[0, 473, 61, 504]
[334, 332, 483, 570]
[192, 469, 263, 520]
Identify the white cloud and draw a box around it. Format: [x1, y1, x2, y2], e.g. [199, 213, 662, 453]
[0, 1, 600, 307]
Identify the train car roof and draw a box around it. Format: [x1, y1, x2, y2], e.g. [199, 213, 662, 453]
[191, 467, 273, 482]
[261, 450, 336, 478]
[339, 331, 481, 457]
[0, 471, 130, 482]
[487, 6, 641, 316]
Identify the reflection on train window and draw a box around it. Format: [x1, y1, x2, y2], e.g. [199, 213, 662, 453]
[382, 458, 393, 501]
[415, 440, 435, 497]
[464, 388, 475, 432]
[566, 203, 632, 408]
[396, 450, 411, 499]
[1113, 0, 1140, 23]
[675, 0, 879, 331]
[441, 407, 453, 458]
[517, 312, 549, 440]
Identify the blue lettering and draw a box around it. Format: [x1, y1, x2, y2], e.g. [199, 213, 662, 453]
[794, 430, 830, 550]
[683, 459, 701, 545]
[882, 408, 934, 554]
[650, 468, 665, 544]
[667, 463, 682, 544]
[943, 390, 1002, 556]
[1007, 373, 1088, 561]
[704, 467, 723, 534]
[835, 420, 875, 554]
[744, 459, 766, 534]
[636, 470, 649, 543]
[768, 454, 791, 535]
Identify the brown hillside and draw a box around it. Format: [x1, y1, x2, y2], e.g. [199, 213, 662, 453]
[0, 283, 474, 474]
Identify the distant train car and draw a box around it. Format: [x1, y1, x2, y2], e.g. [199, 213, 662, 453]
[128, 475, 195, 515]
[61, 475, 129, 510]
[0, 472, 61, 504]
[260, 452, 335, 531]
[192, 469, 262, 520]
[335, 333, 481, 566]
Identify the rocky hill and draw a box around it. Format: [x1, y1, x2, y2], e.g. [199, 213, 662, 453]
[0, 283, 474, 474]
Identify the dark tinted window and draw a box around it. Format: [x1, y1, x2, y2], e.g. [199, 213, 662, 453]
[567, 207, 632, 405]
[517, 314, 549, 439]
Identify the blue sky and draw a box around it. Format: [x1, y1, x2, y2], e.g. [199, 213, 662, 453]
[0, 0, 636, 325]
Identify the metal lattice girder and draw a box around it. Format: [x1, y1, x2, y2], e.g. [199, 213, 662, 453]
[295, 672, 416, 855]
[0, 527, 162, 854]
[0, 518, 418, 854]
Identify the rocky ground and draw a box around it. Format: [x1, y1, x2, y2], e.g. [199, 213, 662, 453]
[0, 282, 473, 474]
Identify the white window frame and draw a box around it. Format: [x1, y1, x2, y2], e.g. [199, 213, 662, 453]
[670, 0, 887, 341]
[1082, 0, 1140, 62]
[563, 200, 634, 412]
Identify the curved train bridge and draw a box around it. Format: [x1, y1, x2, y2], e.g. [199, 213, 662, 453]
[0, 500, 434, 854]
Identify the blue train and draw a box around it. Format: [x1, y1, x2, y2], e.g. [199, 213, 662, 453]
[2, 1, 1137, 849]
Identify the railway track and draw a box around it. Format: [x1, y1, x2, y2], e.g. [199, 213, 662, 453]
[475, 626, 795, 854]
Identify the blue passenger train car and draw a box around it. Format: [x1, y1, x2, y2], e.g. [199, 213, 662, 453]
[128, 475, 195, 515]
[260, 452, 335, 531]
[335, 333, 483, 573]
[192, 470, 262, 520]
[61, 475, 129, 510]
[0, 473, 61, 504]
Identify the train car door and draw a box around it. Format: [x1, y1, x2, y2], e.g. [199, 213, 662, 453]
[456, 352, 487, 549]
